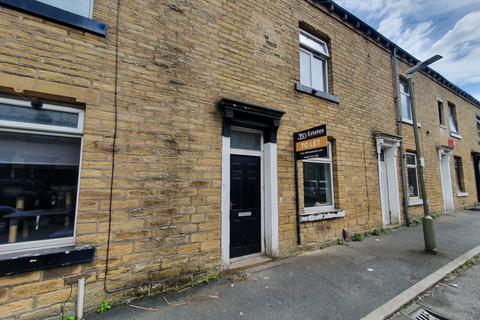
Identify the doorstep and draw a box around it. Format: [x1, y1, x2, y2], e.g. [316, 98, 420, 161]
[226, 253, 273, 273]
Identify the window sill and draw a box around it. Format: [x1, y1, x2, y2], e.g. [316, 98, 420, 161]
[457, 191, 468, 198]
[408, 198, 424, 206]
[0, 245, 95, 277]
[0, 0, 107, 36]
[402, 119, 422, 127]
[450, 132, 462, 140]
[300, 209, 345, 223]
[296, 83, 340, 104]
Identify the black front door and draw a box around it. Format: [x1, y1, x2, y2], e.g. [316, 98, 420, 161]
[474, 154, 480, 202]
[230, 155, 261, 258]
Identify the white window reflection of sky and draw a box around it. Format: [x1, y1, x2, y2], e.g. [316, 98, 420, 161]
[36, 0, 92, 17]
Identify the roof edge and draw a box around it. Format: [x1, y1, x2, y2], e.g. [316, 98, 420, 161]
[309, 0, 480, 108]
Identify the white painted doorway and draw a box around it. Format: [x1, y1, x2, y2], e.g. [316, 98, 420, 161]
[376, 137, 401, 226]
[221, 127, 279, 268]
[379, 149, 392, 224]
[439, 148, 454, 212]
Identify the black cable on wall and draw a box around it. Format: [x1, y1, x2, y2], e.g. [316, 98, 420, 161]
[103, 0, 124, 294]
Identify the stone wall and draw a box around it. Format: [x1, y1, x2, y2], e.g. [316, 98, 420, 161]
[0, 0, 478, 319]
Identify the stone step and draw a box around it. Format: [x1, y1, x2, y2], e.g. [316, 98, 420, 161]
[226, 254, 273, 273]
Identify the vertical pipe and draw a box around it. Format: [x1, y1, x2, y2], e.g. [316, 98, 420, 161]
[293, 135, 301, 245]
[391, 47, 410, 226]
[77, 277, 85, 320]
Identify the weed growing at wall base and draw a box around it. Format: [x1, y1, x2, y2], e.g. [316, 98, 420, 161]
[352, 233, 365, 241]
[97, 300, 112, 314]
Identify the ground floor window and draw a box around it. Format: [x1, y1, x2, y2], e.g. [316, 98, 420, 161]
[406, 153, 420, 199]
[0, 98, 84, 253]
[454, 156, 465, 193]
[303, 144, 334, 213]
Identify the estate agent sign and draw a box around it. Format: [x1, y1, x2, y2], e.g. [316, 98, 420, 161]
[294, 125, 328, 160]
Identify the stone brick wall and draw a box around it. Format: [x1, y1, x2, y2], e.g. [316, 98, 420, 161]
[0, 0, 478, 319]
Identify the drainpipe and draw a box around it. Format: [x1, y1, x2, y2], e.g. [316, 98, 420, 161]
[294, 149, 302, 245]
[391, 47, 410, 226]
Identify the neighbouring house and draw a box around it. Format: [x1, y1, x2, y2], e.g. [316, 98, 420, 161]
[0, 0, 479, 319]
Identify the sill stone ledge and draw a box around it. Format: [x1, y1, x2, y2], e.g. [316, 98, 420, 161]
[0, 245, 95, 276]
[301, 209, 345, 223]
[296, 83, 340, 104]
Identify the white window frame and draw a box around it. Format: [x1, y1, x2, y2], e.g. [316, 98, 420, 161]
[302, 143, 335, 214]
[400, 81, 413, 124]
[36, 0, 94, 18]
[448, 102, 460, 137]
[476, 115, 480, 141]
[437, 98, 446, 127]
[0, 97, 84, 135]
[406, 152, 420, 201]
[0, 97, 84, 255]
[299, 30, 330, 93]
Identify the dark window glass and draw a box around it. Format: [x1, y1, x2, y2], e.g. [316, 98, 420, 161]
[454, 156, 465, 192]
[400, 81, 409, 94]
[476, 116, 480, 140]
[407, 167, 419, 198]
[0, 103, 79, 128]
[303, 162, 332, 208]
[406, 153, 419, 198]
[0, 131, 81, 245]
[406, 154, 416, 165]
[380, 149, 385, 162]
[438, 100, 445, 125]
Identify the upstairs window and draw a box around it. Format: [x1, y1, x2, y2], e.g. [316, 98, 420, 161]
[400, 81, 413, 123]
[437, 99, 445, 126]
[454, 156, 466, 193]
[0, 98, 84, 254]
[36, 0, 94, 18]
[0, 0, 106, 36]
[448, 102, 459, 135]
[299, 30, 330, 93]
[476, 115, 480, 140]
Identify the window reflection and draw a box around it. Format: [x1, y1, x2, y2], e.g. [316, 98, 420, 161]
[0, 132, 80, 245]
[304, 162, 333, 208]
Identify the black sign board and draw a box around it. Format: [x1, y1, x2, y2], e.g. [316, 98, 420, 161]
[294, 125, 328, 160]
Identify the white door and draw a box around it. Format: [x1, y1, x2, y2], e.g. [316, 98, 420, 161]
[440, 153, 454, 211]
[380, 149, 391, 225]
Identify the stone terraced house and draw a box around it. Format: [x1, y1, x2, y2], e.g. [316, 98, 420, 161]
[0, 0, 479, 319]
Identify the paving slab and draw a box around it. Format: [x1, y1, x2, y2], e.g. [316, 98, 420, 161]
[88, 210, 480, 320]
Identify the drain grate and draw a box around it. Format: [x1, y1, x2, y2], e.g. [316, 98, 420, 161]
[409, 308, 449, 320]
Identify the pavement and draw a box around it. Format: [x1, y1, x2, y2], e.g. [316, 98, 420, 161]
[88, 209, 480, 320]
[390, 258, 480, 320]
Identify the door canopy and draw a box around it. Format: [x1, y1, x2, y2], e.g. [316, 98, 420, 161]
[219, 98, 285, 143]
